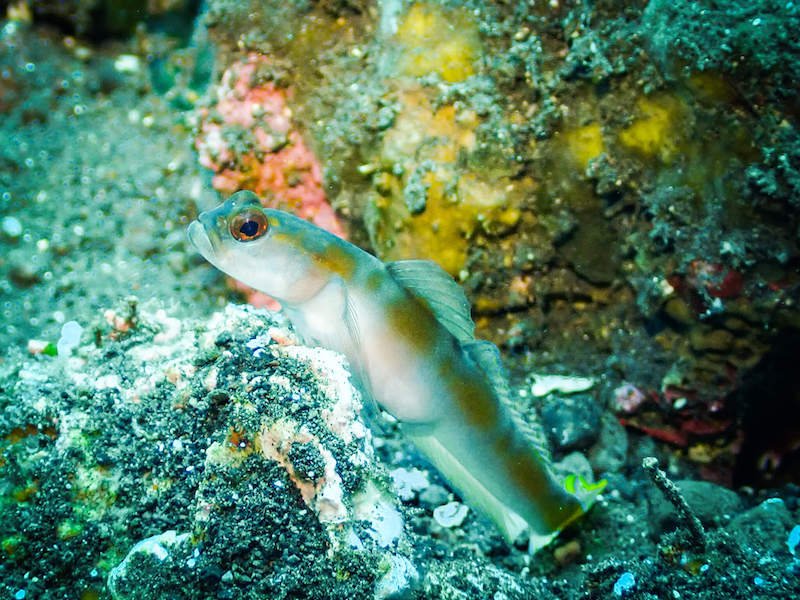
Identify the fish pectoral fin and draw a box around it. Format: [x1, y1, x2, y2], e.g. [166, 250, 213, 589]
[339, 279, 384, 421]
[342, 280, 363, 364]
[299, 276, 382, 421]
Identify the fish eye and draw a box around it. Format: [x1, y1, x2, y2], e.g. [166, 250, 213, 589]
[229, 209, 268, 242]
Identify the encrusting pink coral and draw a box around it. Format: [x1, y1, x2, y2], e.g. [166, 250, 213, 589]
[196, 53, 345, 239]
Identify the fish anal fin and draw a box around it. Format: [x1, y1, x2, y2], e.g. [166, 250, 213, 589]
[406, 430, 529, 545]
[385, 260, 474, 343]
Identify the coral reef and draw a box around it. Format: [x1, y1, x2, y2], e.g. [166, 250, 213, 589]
[1, 302, 411, 598]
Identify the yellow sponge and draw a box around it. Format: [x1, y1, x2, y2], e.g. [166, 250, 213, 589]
[396, 4, 481, 83]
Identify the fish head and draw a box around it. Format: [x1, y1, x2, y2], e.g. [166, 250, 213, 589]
[187, 190, 329, 303]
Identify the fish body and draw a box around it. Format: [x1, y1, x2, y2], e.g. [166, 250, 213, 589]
[188, 190, 591, 550]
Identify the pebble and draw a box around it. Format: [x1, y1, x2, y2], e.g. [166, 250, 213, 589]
[613, 572, 636, 596]
[553, 539, 582, 565]
[2, 215, 22, 238]
[530, 374, 595, 397]
[114, 54, 141, 74]
[588, 413, 628, 472]
[433, 502, 469, 528]
[727, 497, 794, 551]
[419, 484, 450, 509]
[108, 531, 191, 597]
[8, 259, 41, 287]
[390, 467, 429, 501]
[788, 524, 800, 557]
[56, 320, 83, 356]
[374, 554, 419, 600]
[647, 479, 741, 532]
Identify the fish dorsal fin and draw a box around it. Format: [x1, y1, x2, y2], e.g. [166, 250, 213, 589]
[462, 340, 553, 467]
[461, 340, 513, 405]
[385, 260, 475, 343]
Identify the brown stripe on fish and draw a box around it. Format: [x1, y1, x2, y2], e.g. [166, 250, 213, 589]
[383, 289, 442, 353]
[439, 352, 501, 431]
[313, 240, 358, 279]
[271, 225, 359, 279]
[494, 429, 583, 532]
[363, 268, 386, 294]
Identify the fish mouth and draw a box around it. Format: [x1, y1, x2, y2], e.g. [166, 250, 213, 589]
[187, 220, 217, 260]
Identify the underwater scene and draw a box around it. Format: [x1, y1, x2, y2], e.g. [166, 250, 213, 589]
[1, 0, 799, 598]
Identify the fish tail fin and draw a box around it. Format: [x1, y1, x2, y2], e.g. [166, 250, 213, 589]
[525, 475, 606, 555]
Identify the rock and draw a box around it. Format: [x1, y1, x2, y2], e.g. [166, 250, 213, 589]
[559, 210, 621, 285]
[689, 326, 735, 352]
[787, 524, 800, 557]
[541, 394, 602, 452]
[8, 255, 42, 287]
[107, 531, 192, 599]
[647, 480, 742, 533]
[6, 302, 415, 599]
[612, 571, 636, 597]
[530, 373, 596, 397]
[56, 321, 83, 357]
[1, 215, 22, 239]
[390, 467, 430, 501]
[375, 554, 419, 600]
[555, 451, 594, 484]
[727, 497, 795, 553]
[419, 484, 450, 509]
[421, 558, 556, 599]
[663, 297, 695, 325]
[588, 413, 629, 473]
[553, 539, 582, 566]
[433, 502, 469, 528]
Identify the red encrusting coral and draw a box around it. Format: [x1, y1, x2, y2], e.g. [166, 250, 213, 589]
[613, 374, 746, 483]
[196, 53, 345, 239]
[686, 260, 744, 300]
